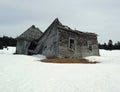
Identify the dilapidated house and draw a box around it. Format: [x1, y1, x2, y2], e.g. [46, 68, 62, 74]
[16, 25, 43, 55]
[31, 18, 99, 58]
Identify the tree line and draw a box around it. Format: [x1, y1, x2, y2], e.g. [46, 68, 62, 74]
[99, 40, 120, 50]
[0, 36, 120, 50]
[0, 36, 17, 49]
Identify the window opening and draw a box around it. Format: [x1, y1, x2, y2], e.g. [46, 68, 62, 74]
[69, 38, 75, 50]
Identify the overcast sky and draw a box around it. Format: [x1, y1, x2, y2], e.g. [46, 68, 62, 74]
[0, 0, 120, 43]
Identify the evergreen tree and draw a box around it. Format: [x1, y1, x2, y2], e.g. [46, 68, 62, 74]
[108, 40, 113, 50]
[99, 40, 120, 50]
[103, 43, 107, 50]
[114, 41, 120, 50]
[0, 39, 3, 49]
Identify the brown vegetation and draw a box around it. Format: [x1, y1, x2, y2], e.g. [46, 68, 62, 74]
[41, 58, 97, 64]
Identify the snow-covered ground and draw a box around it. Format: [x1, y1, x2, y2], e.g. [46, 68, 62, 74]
[0, 47, 16, 54]
[0, 47, 120, 92]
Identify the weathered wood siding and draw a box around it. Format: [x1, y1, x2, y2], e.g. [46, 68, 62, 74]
[16, 26, 43, 55]
[80, 35, 99, 57]
[35, 24, 59, 58]
[16, 39, 31, 54]
[58, 29, 99, 58]
[58, 29, 82, 58]
[18, 26, 42, 41]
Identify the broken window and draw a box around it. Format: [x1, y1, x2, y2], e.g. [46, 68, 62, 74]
[69, 38, 75, 50]
[87, 41, 93, 51]
[88, 44, 92, 51]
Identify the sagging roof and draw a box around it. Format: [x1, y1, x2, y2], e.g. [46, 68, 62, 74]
[17, 25, 43, 41]
[57, 21, 97, 36]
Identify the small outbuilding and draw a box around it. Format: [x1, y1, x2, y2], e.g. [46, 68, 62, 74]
[16, 25, 43, 55]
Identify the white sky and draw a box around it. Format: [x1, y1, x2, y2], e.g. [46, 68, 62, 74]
[0, 0, 120, 43]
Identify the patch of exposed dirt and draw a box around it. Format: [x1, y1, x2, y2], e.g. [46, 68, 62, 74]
[41, 58, 97, 64]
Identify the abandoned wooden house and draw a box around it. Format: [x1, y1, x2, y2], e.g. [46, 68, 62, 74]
[16, 25, 43, 55]
[30, 18, 99, 58]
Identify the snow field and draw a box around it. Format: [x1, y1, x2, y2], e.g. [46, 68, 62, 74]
[0, 47, 120, 92]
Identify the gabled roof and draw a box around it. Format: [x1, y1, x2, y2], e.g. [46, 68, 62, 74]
[17, 25, 43, 41]
[36, 18, 62, 42]
[44, 18, 62, 33]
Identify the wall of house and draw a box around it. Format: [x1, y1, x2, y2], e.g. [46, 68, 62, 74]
[35, 24, 59, 58]
[16, 39, 31, 54]
[58, 29, 82, 58]
[58, 29, 99, 58]
[80, 36, 99, 57]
